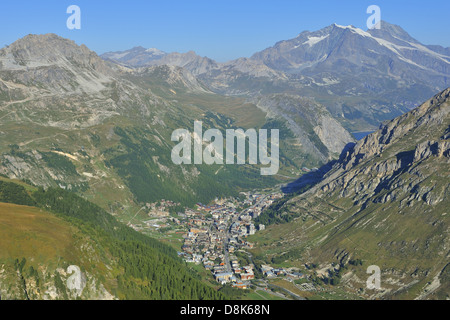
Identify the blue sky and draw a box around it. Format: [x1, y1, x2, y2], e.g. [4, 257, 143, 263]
[1, 0, 449, 62]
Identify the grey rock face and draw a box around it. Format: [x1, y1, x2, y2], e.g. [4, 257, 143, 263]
[0, 33, 164, 129]
[268, 89, 449, 300]
[254, 94, 354, 162]
[301, 87, 450, 206]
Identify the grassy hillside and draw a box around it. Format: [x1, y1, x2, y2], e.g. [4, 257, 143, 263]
[0, 178, 225, 300]
[0, 202, 78, 262]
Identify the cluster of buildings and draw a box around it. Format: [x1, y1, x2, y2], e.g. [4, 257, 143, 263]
[178, 192, 282, 288]
[260, 265, 304, 280]
[180, 199, 237, 265]
[126, 190, 319, 292]
[241, 192, 284, 219]
[127, 190, 289, 290]
[214, 260, 255, 287]
[181, 228, 223, 264]
[230, 218, 257, 237]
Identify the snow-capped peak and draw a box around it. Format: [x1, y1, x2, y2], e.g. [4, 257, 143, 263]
[332, 23, 372, 37]
[145, 48, 165, 55]
[302, 34, 329, 47]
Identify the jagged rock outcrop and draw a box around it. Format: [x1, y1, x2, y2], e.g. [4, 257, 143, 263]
[259, 88, 450, 300]
[314, 88, 450, 204]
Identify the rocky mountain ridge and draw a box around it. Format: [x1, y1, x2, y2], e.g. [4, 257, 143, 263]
[0, 33, 354, 212]
[254, 88, 450, 299]
[103, 21, 450, 131]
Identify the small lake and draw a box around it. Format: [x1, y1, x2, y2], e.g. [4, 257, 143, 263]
[352, 131, 375, 140]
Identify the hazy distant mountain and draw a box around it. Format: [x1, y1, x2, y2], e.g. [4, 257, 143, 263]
[134, 64, 211, 93]
[104, 21, 450, 131]
[102, 48, 219, 76]
[102, 46, 167, 66]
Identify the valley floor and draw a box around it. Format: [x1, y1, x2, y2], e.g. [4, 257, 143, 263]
[119, 187, 370, 300]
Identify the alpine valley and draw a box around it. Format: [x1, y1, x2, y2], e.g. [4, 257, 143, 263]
[0, 21, 448, 300]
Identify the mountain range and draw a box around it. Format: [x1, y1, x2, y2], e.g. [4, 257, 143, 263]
[103, 21, 450, 130]
[0, 20, 449, 300]
[0, 29, 358, 212]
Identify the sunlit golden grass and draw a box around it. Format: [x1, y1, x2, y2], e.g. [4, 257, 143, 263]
[0, 202, 76, 263]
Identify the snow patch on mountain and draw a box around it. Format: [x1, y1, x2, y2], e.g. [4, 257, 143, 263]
[301, 34, 329, 47]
